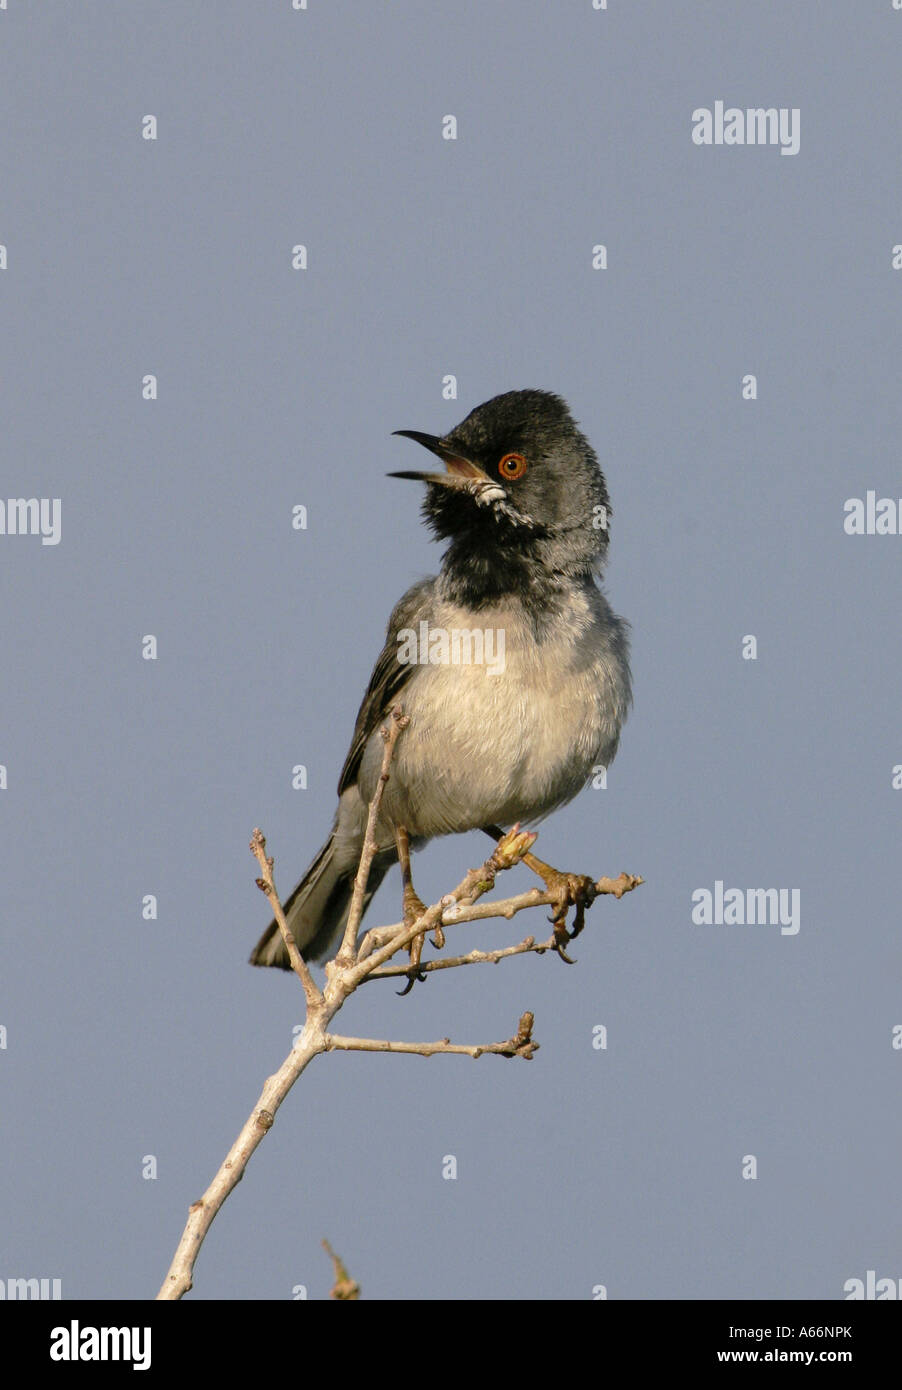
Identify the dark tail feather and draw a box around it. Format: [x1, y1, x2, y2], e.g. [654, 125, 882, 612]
[249, 835, 392, 969]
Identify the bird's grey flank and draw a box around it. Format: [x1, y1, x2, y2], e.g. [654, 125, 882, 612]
[250, 388, 631, 970]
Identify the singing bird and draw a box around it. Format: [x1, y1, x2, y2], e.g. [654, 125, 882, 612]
[250, 389, 631, 973]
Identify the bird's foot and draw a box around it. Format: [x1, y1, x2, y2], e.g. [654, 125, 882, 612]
[538, 868, 597, 962]
[397, 885, 429, 996]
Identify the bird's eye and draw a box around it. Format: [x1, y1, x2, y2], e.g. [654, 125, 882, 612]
[498, 452, 527, 480]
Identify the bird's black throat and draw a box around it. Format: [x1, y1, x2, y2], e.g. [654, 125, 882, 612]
[423, 472, 608, 620]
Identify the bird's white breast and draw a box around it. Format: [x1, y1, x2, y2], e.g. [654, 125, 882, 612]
[361, 587, 628, 838]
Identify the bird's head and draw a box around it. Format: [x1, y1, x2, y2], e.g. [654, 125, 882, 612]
[391, 389, 612, 585]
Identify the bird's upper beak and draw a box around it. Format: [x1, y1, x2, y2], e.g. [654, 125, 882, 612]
[389, 430, 492, 488]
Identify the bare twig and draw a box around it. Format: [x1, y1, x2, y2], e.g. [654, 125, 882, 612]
[325, 1011, 538, 1061]
[251, 828, 322, 1009]
[440, 870, 643, 925]
[372, 938, 547, 978]
[337, 706, 409, 967]
[594, 872, 645, 899]
[360, 872, 644, 980]
[364, 935, 542, 979]
[156, 1010, 329, 1300]
[322, 1239, 360, 1300]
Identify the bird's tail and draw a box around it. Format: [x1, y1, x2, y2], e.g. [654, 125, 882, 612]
[249, 833, 393, 969]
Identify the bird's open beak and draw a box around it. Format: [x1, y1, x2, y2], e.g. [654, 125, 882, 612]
[389, 430, 491, 487]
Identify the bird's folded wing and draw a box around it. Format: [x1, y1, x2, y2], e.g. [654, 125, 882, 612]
[337, 577, 435, 795]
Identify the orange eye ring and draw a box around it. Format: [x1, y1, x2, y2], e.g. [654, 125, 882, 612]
[498, 452, 527, 480]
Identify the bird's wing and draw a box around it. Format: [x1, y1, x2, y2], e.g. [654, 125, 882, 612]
[337, 577, 436, 795]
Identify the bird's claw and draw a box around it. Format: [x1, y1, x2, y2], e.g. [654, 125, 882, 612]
[537, 870, 597, 962]
[397, 886, 429, 996]
[544, 870, 597, 933]
[397, 967, 428, 997]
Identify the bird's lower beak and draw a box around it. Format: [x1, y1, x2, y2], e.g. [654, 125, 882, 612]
[389, 430, 491, 487]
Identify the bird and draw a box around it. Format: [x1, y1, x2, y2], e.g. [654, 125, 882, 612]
[250, 388, 631, 976]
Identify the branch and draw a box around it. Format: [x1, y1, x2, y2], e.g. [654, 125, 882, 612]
[322, 1239, 360, 1300]
[325, 1011, 538, 1061]
[157, 701, 642, 1299]
[337, 706, 409, 966]
[156, 1012, 328, 1300]
[347, 826, 539, 985]
[157, 713, 541, 1300]
[363, 934, 543, 980]
[440, 869, 642, 926]
[251, 828, 322, 1009]
[360, 873, 644, 980]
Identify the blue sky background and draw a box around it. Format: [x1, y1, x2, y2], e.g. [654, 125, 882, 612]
[1, 1, 900, 1300]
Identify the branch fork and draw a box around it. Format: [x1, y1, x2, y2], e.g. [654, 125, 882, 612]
[157, 706, 642, 1299]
